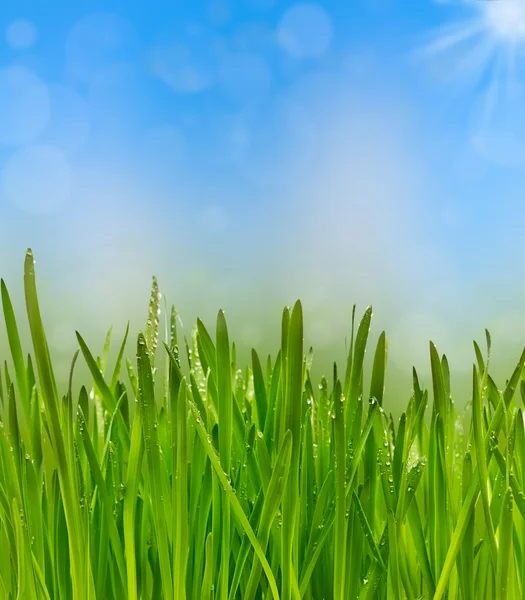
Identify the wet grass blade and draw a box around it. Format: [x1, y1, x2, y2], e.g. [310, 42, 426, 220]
[172, 377, 189, 598]
[136, 332, 172, 600]
[252, 349, 268, 432]
[281, 300, 303, 600]
[497, 487, 513, 600]
[1, 280, 30, 432]
[244, 429, 292, 599]
[76, 404, 126, 590]
[76, 331, 130, 450]
[109, 322, 130, 393]
[201, 533, 214, 600]
[353, 489, 386, 570]
[123, 399, 144, 600]
[472, 364, 498, 570]
[216, 309, 233, 599]
[23, 249, 95, 599]
[188, 398, 280, 599]
[333, 377, 347, 598]
[344, 306, 372, 434]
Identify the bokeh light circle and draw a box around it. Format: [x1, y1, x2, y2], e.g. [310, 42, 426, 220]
[6, 20, 37, 50]
[277, 3, 333, 59]
[65, 12, 139, 83]
[150, 22, 221, 93]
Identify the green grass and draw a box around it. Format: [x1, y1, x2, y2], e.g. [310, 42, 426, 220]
[0, 249, 525, 598]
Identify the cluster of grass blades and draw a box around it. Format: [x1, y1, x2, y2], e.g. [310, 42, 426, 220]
[0, 249, 524, 599]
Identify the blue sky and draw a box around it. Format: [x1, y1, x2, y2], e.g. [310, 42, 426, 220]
[1, 0, 525, 400]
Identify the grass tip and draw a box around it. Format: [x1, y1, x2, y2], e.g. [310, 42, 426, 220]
[217, 309, 227, 327]
[292, 299, 303, 313]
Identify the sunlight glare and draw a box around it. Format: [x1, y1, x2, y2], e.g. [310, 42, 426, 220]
[417, 0, 525, 165]
[483, 0, 525, 40]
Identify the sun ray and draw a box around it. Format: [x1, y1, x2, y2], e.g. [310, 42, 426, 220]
[449, 35, 498, 81]
[416, 0, 525, 154]
[418, 20, 486, 58]
[477, 49, 505, 130]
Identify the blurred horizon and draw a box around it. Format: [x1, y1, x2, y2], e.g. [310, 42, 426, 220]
[2, 0, 525, 408]
[2, 247, 521, 411]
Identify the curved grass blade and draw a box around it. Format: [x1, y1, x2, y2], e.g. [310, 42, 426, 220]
[188, 397, 280, 599]
[109, 322, 130, 394]
[75, 331, 130, 450]
[196, 318, 217, 383]
[229, 489, 265, 599]
[406, 499, 436, 597]
[353, 489, 386, 570]
[76, 404, 126, 590]
[434, 376, 517, 600]
[1, 279, 30, 430]
[244, 429, 292, 600]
